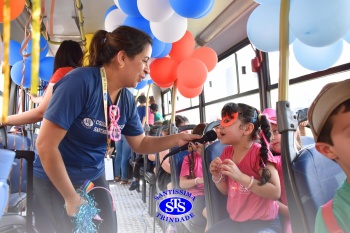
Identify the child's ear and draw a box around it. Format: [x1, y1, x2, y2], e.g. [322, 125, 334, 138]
[243, 123, 254, 135]
[315, 142, 337, 160]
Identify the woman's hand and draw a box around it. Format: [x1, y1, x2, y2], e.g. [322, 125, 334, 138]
[209, 157, 222, 178]
[220, 159, 244, 181]
[177, 133, 202, 148]
[65, 193, 87, 217]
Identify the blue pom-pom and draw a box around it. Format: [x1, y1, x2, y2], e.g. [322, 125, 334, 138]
[71, 190, 101, 233]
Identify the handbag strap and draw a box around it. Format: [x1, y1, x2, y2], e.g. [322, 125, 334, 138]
[321, 199, 344, 233]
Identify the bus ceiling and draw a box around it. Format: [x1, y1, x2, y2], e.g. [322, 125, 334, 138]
[1, 0, 258, 57]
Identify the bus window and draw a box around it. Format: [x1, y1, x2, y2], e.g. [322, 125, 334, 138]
[270, 71, 350, 110]
[236, 45, 259, 93]
[204, 54, 238, 102]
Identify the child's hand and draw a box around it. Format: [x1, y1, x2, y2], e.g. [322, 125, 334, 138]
[221, 159, 243, 181]
[209, 157, 222, 178]
[195, 177, 204, 185]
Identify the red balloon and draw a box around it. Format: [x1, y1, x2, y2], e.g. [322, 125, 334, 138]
[177, 58, 208, 88]
[150, 57, 178, 85]
[155, 81, 173, 89]
[178, 83, 203, 99]
[191, 47, 218, 72]
[169, 31, 195, 62]
[0, 0, 26, 22]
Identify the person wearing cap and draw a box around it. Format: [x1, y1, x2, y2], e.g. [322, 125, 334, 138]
[150, 103, 164, 125]
[263, 108, 302, 233]
[308, 79, 350, 233]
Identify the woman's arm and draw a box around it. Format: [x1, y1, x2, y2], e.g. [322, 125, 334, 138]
[159, 149, 171, 173]
[125, 133, 201, 155]
[36, 119, 83, 216]
[5, 84, 54, 126]
[28, 93, 44, 104]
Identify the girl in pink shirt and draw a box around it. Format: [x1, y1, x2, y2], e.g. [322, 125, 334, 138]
[207, 103, 282, 233]
[180, 123, 207, 231]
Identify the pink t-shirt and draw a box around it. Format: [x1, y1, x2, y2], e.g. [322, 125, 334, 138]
[220, 143, 279, 222]
[274, 155, 292, 233]
[148, 108, 154, 125]
[179, 152, 204, 197]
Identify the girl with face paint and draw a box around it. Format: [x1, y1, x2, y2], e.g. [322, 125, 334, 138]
[207, 103, 282, 233]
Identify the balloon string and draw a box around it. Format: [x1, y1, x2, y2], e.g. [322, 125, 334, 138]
[2, 0, 11, 123]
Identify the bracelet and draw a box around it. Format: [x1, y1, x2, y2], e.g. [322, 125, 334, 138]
[212, 174, 223, 184]
[246, 176, 254, 190]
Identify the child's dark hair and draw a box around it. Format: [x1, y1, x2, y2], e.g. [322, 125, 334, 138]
[137, 95, 147, 104]
[188, 123, 207, 179]
[175, 115, 189, 127]
[318, 99, 350, 144]
[222, 103, 271, 185]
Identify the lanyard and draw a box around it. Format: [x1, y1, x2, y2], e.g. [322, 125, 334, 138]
[100, 67, 120, 152]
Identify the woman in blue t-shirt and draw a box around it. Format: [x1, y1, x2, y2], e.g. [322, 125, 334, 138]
[35, 26, 201, 233]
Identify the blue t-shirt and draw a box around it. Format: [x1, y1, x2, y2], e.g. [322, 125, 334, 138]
[137, 105, 146, 123]
[34, 67, 144, 184]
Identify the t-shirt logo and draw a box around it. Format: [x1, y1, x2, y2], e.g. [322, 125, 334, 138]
[82, 118, 94, 129]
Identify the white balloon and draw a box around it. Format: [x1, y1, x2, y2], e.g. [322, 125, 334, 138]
[137, 0, 174, 22]
[114, 0, 120, 9]
[143, 74, 152, 81]
[150, 13, 187, 43]
[104, 8, 127, 32]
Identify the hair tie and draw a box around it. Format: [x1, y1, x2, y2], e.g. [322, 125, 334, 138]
[258, 113, 263, 122]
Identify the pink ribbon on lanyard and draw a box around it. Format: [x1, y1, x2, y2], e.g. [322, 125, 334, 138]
[109, 105, 121, 141]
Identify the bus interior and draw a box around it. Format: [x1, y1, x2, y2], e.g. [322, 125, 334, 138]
[0, 0, 349, 232]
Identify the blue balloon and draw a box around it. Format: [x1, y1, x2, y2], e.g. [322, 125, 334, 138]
[135, 80, 147, 90]
[24, 36, 49, 61]
[11, 60, 32, 88]
[247, 2, 295, 52]
[156, 43, 172, 58]
[169, 0, 213, 18]
[9, 40, 22, 66]
[119, 0, 141, 17]
[192, 0, 214, 19]
[39, 57, 55, 82]
[151, 37, 165, 58]
[290, 0, 350, 47]
[105, 5, 118, 20]
[147, 79, 153, 85]
[123, 16, 153, 38]
[293, 39, 343, 71]
[343, 29, 350, 44]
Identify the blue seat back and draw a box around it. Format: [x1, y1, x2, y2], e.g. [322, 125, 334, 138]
[292, 145, 345, 233]
[7, 134, 31, 193]
[202, 141, 229, 228]
[170, 149, 190, 190]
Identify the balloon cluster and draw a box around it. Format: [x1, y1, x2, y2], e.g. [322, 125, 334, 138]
[247, 0, 350, 71]
[150, 31, 217, 98]
[105, 0, 215, 59]
[9, 36, 54, 88]
[104, 0, 218, 95]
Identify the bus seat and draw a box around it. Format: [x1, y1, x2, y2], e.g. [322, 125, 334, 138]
[202, 141, 229, 228]
[170, 149, 191, 190]
[6, 134, 31, 214]
[300, 136, 314, 148]
[143, 125, 163, 216]
[292, 144, 346, 233]
[169, 124, 196, 190]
